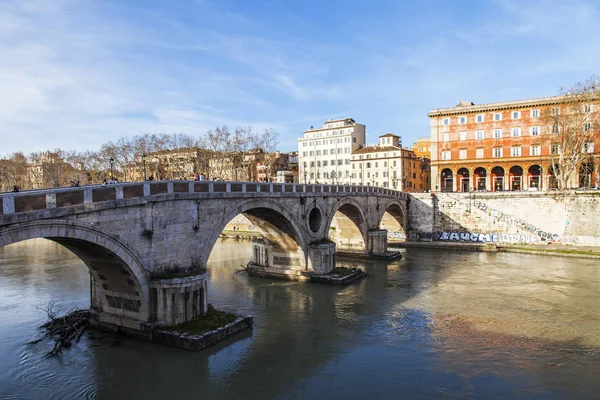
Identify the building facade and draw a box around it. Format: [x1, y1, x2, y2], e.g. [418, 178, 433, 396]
[298, 118, 366, 184]
[350, 134, 429, 192]
[412, 137, 431, 159]
[429, 97, 599, 192]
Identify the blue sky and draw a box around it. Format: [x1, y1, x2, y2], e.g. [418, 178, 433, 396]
[2, 0, 600, 155]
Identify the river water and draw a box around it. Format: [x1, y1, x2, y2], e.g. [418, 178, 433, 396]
[0, 239, 599, 399]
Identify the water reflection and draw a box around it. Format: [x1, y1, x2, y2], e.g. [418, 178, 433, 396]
[0, 239, 599, 399]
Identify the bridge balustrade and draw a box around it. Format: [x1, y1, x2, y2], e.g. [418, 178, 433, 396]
[0, 180, 406, 216]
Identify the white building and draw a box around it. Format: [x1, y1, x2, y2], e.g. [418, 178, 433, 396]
[350, 133, 427, 191]
[298, 118, 366, 184]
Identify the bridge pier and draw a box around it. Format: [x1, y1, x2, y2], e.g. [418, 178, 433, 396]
[248, 238, 336, 280]
[307, 241, 336, 275]
[367, 229, 401, 259]
[150, 273, 208, 327]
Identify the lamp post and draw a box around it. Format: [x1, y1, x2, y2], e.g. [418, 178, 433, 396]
[141, 153, 147, 181]
[109, 157, 114, 179]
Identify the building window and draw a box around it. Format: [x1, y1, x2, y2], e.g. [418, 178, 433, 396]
[441, 150, 451, 160]
[551, 144, 561, 154]
[459, 149, 467, 159]
[476, 148, 484, 158]
[353, 137, 356, 143]
[476, 114, 484, 123]
[511, 146, 521, 157]
[375, 162, 379, 168]
[459, 116, 467, 124]
[476, 130, 484, 140]
[584, 142, 595, 153]
[512, 111, 521, 119]
[493, 148, 503, 158]
[530, 126, 540, 136]
[494, 113, 502, 121]
[531, 109, 540, 118]
[530, 145, 540, 156]
[459, 131, 467, 141]
[511, 127, 521, 137]
[443, 133, 450, 142]
[583, 104, 593, 113]
[584, 122, 592, 132]
[552, 123, 560, 134]
[494, 129, 502, 138]
[366, 162, 371, 168]
[443, 118, 450, 125]
[550, 107, 560, 117]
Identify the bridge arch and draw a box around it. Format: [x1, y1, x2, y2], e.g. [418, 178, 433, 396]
[377, 199, 406, 241]
[202, 198, 308, 270]
[0, 220, 151, 322]
[326, 197, 369, 252]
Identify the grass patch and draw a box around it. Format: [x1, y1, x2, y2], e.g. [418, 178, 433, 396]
[152, 268, 207, 280]
[160, 305, 238, 335]
[222, 229, 257, 235]
[510, 247, 600, 256]
[328, 267, 359, 278]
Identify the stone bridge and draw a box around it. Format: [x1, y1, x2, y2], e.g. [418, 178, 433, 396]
[0, 181, 407, 334]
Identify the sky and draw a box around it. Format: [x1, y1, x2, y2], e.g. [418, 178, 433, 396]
[1, 0, 600, 156]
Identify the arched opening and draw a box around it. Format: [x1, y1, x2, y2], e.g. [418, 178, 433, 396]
[0, 221, 150, 322]
[579, 161, 594, 188]
[328, 203, 367, 253]
[206, 203, 306, 274]
[509, 166, 523, 191]
[491, 166, 505, 191]
[379, 203, 406, 242]
[457, 168, 470, 192]
[528, 165, 541, 190]
[474, 167, 487, 191]
[441, 169, 453, 192]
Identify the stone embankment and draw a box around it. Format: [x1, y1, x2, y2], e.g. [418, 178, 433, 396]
[390, 241, 600, 260]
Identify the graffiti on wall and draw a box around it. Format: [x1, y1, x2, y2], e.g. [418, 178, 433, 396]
[438, 231, 544, 244]
[472, 200, 561, 241]
[387, 231, 406, 240]
[408, 231, 433, 241]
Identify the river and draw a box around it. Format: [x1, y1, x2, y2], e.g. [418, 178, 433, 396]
[0, 238, 599, 399]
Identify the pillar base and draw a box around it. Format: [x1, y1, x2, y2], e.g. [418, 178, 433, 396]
[308, 241, 336, 274]
[247, 262, 310, 281]
[151, 273, 208, 327]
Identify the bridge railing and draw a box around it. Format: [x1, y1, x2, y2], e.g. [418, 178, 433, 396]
[0, 180, 406, 215]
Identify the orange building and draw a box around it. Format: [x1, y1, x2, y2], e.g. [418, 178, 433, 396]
[428, 97, 599, 192]
[412, 137, 431, 159]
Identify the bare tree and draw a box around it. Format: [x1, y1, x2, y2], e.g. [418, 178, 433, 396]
[542, 76, 600, 189]
[258, 128, 280, 182]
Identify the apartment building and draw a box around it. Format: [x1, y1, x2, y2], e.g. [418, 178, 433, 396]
[298, 118, 366, 184]
[412, 137, 431, 159]
[350, 134, 429, 191]
[428, 97, 599, 192]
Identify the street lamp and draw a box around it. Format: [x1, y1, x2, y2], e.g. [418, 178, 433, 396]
[141, 153, 147, 181]
[109, 156, 114, 179]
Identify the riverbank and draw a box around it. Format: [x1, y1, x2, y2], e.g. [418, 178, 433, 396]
[389, 241, 600, 259]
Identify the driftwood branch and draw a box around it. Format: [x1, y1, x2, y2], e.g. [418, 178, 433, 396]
[31, 303, 89, 356]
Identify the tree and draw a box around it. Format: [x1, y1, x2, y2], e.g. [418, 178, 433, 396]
[258, 128, 280, 182]
[542, 76, 600, 189]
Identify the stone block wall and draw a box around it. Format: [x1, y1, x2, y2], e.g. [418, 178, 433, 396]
[408, 192, 600, 246]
